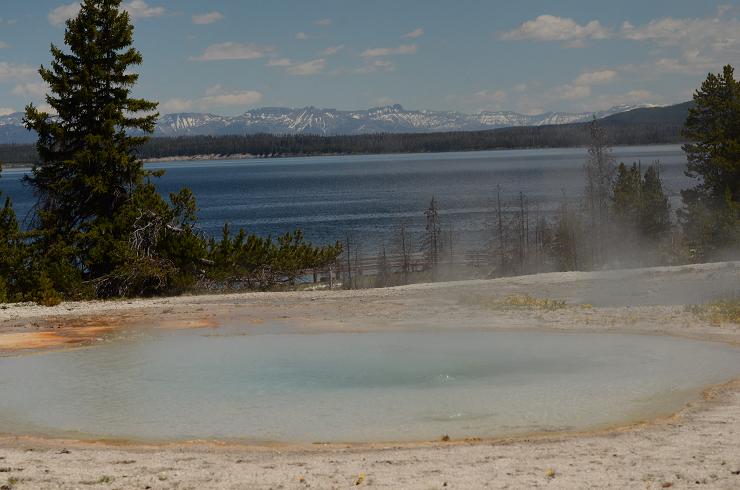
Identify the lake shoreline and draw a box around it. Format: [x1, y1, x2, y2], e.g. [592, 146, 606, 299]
[0, 142, 686, 169]
[0, 262, 738, 488]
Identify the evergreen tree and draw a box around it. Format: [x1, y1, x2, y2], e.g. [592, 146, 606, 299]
[611, 161, 670, 259]
[0, 163, 60, 304]
[25, 0, 157, 236]
[640, 163, 670, 241]
[612, 162, 642, 226]
[0, 163, 21, 302]
[23, 0, 202, 296]
[681, 64, 740, 258]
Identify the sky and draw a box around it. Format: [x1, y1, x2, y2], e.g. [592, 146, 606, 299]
[0, 0, 739, 116]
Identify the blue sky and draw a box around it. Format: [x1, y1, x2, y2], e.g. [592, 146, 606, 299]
[0, 0, 738, 116]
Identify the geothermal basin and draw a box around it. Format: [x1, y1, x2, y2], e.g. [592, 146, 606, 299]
[0, 328, 739, 444]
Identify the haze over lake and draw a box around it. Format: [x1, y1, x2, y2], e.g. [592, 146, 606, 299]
[0, 145, 690, 253]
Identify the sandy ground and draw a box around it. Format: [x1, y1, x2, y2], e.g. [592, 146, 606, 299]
[0, 262, 739, 489]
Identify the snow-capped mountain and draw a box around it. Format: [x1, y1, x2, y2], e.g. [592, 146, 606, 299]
[156, 104, 649, 137]
[0, 104, 651, 144]
[0, 112, 35, 144]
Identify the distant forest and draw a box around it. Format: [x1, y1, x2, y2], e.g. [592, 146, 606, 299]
[0, 117, 686, 166]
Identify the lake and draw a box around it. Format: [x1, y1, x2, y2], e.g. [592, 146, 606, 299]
[0, 145, 691, 254]
[0, 328, 737, 443]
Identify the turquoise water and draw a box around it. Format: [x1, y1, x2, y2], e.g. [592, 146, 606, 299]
[0, 329, 738, 443]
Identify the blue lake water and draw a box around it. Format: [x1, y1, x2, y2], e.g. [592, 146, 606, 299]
[0, 329, 737, 443]
[0, 146, 691, 252]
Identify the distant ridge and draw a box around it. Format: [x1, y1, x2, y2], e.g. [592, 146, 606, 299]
[599, 101, 693, 126]
[0, 102, 684, 145]
[0, 101, 692, 166]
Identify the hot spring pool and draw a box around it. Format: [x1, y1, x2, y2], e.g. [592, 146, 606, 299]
[0, 329, 739, 443]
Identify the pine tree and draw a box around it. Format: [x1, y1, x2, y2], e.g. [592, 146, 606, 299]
[22, 0, 203, 296]
[681, 65, 740, 258]
[612, 162, 642, 225]
[23, 0, 156, 275]
[640, 163, 670, 241]
[0, 163, 20, 302]
[25, 0, 157, 236]
[0, 163, 62, 304]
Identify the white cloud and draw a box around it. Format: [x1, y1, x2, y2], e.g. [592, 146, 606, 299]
[573, 70, 617, 85]
[620, 16, 740, 54]
[622, 18, 720, 45]
[192, 11, 223, 25]
[593, 90, 656, 109]
[160, 98, 194, 113]
[49, 1, 163, 25]
[0, 107, 15, 116]
[403, 28, 424, 39]
[321, 45, 344, 56]
[295, 32, 309, 40]
[287, 58, 326, 76]
[617, 12, 740, 76]
[0, 42, 8, 49]
[11, 82, 48, 98]
[122, 0, 164, 20]
[361, 44, 417, 58]
[266, 57, 327, 75]
[48, 2, 80, 26]
[204, 84, 224, 96]
[474, 89, 508, 103]
[267, 58, 292, 67]
[555, 70, 617, 101]
[446, 88, 509, 111]
[0, 62, 36, 82]
[375, 96, 397, 106]
[202, 90, 262, 107]
[650, 56, 717, 74]
[355, 59, 396, 74]
[37, 103, 58, 115]
[556, 84, 592, 100]
[314, 18, 332, 26]
[161, 87, 263, 113]
[190, 42, 273, 61]
[501, 15, 610, 44]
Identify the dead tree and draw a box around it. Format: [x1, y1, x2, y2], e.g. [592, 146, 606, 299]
[375, 245, 392, 288]
[496, 185, 506, 273]
[422, 197, 442, 274]
[343, 233, 353, 289]
[584, 118, 616, 267]
[395, 221, 412, 284]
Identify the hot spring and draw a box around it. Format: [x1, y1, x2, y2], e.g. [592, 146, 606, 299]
[0, 328, 738, 444]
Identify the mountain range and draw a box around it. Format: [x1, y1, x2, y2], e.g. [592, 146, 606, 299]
[0, 103, 660, 144]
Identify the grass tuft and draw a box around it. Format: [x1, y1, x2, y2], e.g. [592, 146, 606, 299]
[465, 294, 568, 312]
[686, 298, 740, 325]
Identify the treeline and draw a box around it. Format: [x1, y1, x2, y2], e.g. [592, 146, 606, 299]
[0, 121, 684, 166]
[0, 1, 341, 305]
[338, 71, 739, 288]
[1, 0, 736, 304]
[338, 156, 677, 289]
